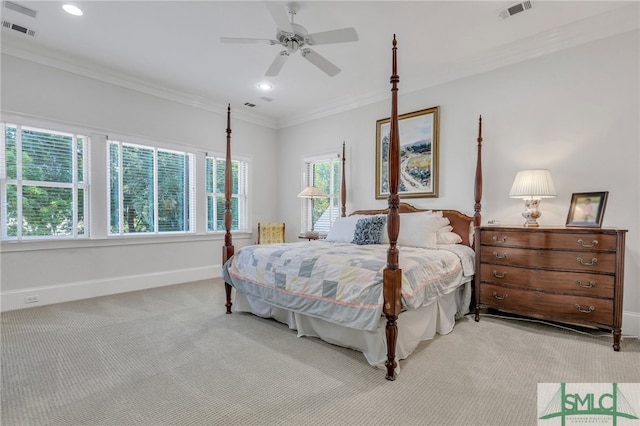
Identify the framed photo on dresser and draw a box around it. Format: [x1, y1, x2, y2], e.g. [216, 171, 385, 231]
[566, 191, 608, 227]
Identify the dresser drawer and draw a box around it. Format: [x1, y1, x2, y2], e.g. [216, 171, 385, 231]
[480, 230, 618, 251]
[480, 246, 616, 273]
[479, 284, 613, 328]
[479, 264, 614, 298]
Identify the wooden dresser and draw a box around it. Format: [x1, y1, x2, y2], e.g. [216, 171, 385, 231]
[474, 226, 627, 351]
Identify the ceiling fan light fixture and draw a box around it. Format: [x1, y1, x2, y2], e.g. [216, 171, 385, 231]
[286, 39, 299, 53]
[221, 2, 358, 77]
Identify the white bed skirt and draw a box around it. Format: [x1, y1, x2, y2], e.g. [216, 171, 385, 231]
[232, 279, 472, 372]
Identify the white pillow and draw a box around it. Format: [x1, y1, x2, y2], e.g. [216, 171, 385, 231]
[382, 211, 449, 247]
[436, 224, 463, 244]
[439, 224, 454, 233]
[325, 215, 366, 242]
[437, 231, 463, 245]
[396, 212, 447, 249]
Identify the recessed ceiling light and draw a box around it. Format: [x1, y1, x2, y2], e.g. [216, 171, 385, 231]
[62, 4, 83, 16]
[258, 83, 272, 90]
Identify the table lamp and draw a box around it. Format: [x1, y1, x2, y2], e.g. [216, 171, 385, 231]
[298, 186, 328, 237]
[509, 169, 556, 227]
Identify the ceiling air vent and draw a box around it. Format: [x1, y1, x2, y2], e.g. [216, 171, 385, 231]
[260, 97, 274, 102]
[1, 19, 36, 37]
[244, 102, 256, 108]
[3, 1, 37, 18]
[498, 1, 532, 19]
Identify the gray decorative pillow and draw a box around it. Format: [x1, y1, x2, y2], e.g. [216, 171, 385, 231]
[352, 216, 387, 245]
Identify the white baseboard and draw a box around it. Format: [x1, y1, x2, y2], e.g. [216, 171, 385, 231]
[1, 265, 221, 312]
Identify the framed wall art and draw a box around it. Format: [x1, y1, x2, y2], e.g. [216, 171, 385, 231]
[566, 191, 608, 227]
[375, 106, 440, 199]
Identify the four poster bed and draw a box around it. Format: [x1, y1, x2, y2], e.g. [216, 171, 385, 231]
[221, 36, 483, 380]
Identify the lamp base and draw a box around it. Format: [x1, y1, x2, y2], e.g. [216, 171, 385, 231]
[305, 230, 319, 238]
[521, 198, 542, 227]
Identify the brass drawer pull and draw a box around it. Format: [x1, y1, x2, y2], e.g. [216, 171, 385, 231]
[575, 304, 595, 314]
[577, 239, 598, 248]
[492, 271, 507, 278]
[492, 236, 507, 243]
[492, 292, 508, 300]
[577, 257, 598, 266]
[576, 280, 596, 289]
[492, 251, 508, 259]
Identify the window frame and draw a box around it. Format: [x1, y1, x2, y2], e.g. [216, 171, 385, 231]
[1, 122, 89, 241]
[107, 139, 196, 236]
[301, 151, 342, 235]
[205, 154, 249, 233]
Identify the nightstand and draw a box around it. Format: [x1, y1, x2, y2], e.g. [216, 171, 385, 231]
[474, 226, 627, 351]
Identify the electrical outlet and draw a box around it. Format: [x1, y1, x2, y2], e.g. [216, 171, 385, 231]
[24, 295, 39, 304]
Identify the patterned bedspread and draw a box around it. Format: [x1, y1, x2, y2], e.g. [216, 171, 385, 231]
[222, 241, 474, 331]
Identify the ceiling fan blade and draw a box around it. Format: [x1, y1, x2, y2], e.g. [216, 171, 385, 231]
[301, 48, 341, 77]
[220, 37, 277, 45]
[264, 1, 294, 33]
[306, 28, 359, 45]
[265, 51, 290, 77]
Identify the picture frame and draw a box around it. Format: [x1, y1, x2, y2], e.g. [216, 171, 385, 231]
[375, 106, 440, 199]
[565, 191, 608, 227]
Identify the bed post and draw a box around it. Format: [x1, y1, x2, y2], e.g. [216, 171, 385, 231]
[474, 116, 483, 228]
[383, 35, 402, 381]
[223, 104, 234, 314]
[341, 142, 347, 218]
[474, 115, 483, 321]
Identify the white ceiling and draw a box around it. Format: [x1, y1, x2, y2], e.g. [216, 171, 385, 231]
[1, 1, 638, 128]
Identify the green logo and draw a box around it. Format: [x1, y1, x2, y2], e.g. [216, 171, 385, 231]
[539, 383, 639, 425]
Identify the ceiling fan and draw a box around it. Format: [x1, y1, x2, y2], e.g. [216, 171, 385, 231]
[220, 2, 358, 77]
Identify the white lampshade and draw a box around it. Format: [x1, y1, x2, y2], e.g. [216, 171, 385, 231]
[297, 186, 329, 198]
[509, 170, 557, 199]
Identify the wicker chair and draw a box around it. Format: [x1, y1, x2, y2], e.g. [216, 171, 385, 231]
[257, 223, 285, 244]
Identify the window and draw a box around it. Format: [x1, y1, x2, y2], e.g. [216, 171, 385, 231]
[2, 119, 250, 239]
[302, 154, 341, 233]
[1, 123, 88, 240]
[206, 156, 248, 232]
[108, 140, 194, 235]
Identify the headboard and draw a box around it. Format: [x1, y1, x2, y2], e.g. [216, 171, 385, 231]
[349, 202, 474, 247]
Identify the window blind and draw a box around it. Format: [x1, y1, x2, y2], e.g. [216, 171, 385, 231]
[206, 156, 248, 232]
[1, 123, 87, 239]
[108, 140, 194, 235]
[301, 154, 341, 233]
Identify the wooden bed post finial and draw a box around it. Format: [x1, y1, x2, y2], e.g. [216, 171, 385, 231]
[223, 104, 235, 314]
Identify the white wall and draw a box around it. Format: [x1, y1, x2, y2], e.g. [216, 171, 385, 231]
[0, 55, 280, 310]
[277, 31, 640, 336]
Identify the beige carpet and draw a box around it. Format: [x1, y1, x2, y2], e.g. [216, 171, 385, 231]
[2, 278, 639, 425]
